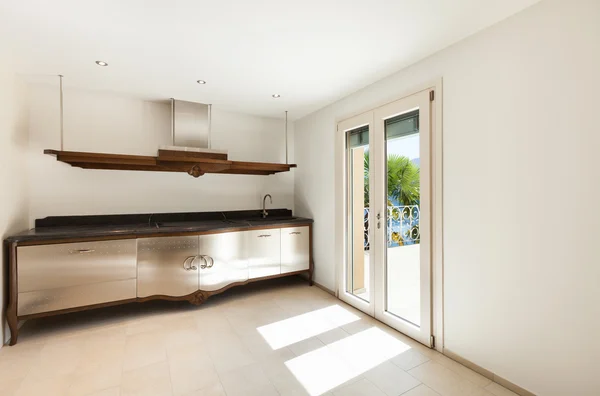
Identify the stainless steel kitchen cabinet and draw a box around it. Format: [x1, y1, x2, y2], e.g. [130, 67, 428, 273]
[246, 229, 281, 278]
[281, 226, 310, 274]
[198, 232, 248, 291]
[6, 220, 313, 346]
[17, 240, 137, 315]
[137, 236, 199, 297]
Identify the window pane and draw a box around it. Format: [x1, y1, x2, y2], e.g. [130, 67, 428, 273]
[385, 110, 421, 326]
[346, 126, 370, 302]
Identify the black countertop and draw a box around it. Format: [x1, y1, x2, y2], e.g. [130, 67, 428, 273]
[5, 209, 313, 244]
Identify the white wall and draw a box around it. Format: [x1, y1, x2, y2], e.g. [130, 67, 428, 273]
[0, 51, 29, 346]
[26, 83, 294, 223]
[294, 0, 600, 394]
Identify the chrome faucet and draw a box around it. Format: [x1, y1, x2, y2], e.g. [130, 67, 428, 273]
[262, 194, 272, 218]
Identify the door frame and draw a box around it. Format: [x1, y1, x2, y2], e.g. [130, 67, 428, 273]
[334, 79, 444, 351]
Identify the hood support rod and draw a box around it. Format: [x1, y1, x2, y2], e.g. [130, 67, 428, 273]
[285, 110, 288, 164]
[59, 74, 64, 151]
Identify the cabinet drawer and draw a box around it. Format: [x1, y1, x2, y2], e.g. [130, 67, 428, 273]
[18, 279, 136, 316]
[17, 240, 137, 293]
[281, 226, 310, 274]
[247, 229, 281, 278]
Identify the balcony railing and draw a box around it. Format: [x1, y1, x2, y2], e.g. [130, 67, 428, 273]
[364, 205, 420, 249]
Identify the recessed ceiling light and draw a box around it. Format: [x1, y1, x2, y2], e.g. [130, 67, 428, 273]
[95, 61, 108, 66]
[197, 80, 207, 84]
[272, 94, 281, 98]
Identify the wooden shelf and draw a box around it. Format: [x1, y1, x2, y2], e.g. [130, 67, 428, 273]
[44, 149, 296, 177]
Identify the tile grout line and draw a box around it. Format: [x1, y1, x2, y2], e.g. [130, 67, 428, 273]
[431, 355, 493, 389]
[399, 382, 428, 396]
[406, 359, 498, 395]
[398, 355, 432, 372]
[401, 383, 441, 396]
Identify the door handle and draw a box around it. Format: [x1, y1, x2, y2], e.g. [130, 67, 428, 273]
[258, 234, 271, 238]
[183, 256, 196, 271]
[206, 255, 214, 268]
[196, 255, 209, 269]
[69, 249, 96, 254]
[290, 232, 301, 235]
[188, 256, 198, 271]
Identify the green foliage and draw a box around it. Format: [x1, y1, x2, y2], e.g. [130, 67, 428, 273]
[363, 152, 420, 207]
[386, 154, 420, 205]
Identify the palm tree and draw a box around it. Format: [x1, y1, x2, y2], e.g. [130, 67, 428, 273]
[363, 152, 420, 207]
[387, 154, 420, 205]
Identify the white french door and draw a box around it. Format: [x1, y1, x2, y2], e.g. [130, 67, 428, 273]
[338, 89, 434, 347]
[373, 90, 432, 346]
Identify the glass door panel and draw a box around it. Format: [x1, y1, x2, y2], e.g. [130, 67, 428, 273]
[373, 90, 432, 347]
[346, 126, 370, 302]
[338, 112, 374, 315]
[385, 111, 421, 326]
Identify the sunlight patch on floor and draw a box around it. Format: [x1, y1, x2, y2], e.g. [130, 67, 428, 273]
[285, 327, 411, 395]
[257, 304, 360, 350]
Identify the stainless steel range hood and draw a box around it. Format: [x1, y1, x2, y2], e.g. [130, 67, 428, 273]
[164, 99, 227, 155]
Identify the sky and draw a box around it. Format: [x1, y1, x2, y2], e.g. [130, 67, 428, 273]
[387, 133, 419, 160]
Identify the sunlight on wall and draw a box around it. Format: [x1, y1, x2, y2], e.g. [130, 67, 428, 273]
[285, 327, 411, 395]
[257, 305, 360, 350]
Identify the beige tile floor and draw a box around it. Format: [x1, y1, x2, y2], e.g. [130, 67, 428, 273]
[0, 278, 519, 396]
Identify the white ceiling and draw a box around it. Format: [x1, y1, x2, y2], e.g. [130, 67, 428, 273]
[1, 0, 539, 119]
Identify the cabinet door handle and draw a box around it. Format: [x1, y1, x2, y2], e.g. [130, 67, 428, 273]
[69, 249, 95, 254]
[197, 255, 209, 269]
[188, 256, 198, 271]
[290, 232, 301, 235]
[183, 256, 196, 271]
[206, 256, 215, 268]
[258, 234, 271, 238]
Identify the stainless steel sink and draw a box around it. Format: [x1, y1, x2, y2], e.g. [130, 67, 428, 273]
[153, 222, 205, 229]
